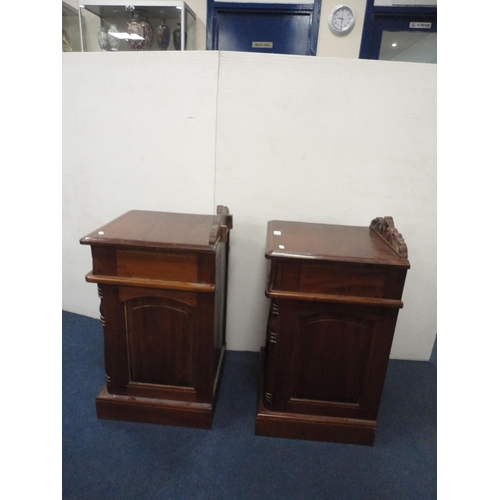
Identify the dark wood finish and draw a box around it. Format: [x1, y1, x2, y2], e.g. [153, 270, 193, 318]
[256, 217, 410, 445]
[80, 206, 232, 429]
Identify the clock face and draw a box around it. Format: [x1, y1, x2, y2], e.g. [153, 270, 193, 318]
[328, 5, 355, 35]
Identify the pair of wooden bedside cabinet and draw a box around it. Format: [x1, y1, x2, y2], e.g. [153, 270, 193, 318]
[80, 206, 409, 446]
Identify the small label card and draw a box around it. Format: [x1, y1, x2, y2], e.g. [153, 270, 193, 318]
[409, 22, 432, 29]
[252, 41, 273, 49]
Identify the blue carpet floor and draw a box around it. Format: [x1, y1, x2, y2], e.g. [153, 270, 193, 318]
[62, 311, 436, 499]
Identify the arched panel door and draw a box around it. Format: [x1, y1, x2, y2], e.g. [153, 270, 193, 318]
[290, 312, 373, 403]
[125, 296, 195, 387]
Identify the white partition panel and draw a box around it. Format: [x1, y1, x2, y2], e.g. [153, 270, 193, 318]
[215, 51, 436, 360]
[63, 50, 436, 360]
[62, 51, 220, 318]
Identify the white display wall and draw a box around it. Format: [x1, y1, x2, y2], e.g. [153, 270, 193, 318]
[62, 50, 436, 361]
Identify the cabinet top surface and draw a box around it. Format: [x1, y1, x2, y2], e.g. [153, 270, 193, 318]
[265, 220, 409, 267]
[80, 210, 224, 251]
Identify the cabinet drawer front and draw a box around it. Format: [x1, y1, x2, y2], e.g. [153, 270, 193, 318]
[273, 261, 390, 299]
[116, 250, 199, 283]
[300, 262, 387, 298]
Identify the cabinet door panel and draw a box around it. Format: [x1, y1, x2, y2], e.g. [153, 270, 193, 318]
[290, 312, 373, 403]
[126, 296, 194, 387]
[271, 301, 381, 417]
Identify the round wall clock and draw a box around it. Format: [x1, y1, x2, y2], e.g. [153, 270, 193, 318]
[328, 5, 356, 36]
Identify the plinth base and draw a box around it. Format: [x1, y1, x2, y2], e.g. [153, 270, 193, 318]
[255, 349, 377, 446]
[96, 387, 213, 429]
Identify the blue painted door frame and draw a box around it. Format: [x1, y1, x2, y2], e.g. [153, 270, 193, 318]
[207, 1, 322, 56]
[359, 2, 437, 60]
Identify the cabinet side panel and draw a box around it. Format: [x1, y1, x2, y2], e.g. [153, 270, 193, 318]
[213, 243, 227, 373]
[384, 268, 408, 301]
[360, 309, 401, 415]
[194, 293, 216, 403]
[92, 246, 117, 275]
[98, 284, 129, 394]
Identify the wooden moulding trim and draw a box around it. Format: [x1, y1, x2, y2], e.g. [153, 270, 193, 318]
[265, 285, 404, 308]
[370, 216, 408, 260]
[95, 387, 213, 429]
[255, 410, 377, 446]
[85, 272, 215, 293]
[126, 382, 197, 402]
[209, 206, 233, 245]
[257, 408, 377, 429]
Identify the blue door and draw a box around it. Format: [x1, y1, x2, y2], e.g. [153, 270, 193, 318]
[208, 2, 322, 56]
[360, 6, 437, 63]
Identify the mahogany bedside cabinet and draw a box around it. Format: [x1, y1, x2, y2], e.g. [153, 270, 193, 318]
[80, 206, 232, 429]
[255, 216, 410, 445]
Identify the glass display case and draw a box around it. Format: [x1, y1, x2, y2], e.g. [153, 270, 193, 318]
[79, 1, 196, 52]
[63, 2, 82, 51]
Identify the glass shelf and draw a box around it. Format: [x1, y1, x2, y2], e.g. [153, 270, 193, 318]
[79, 1, 196, 52]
